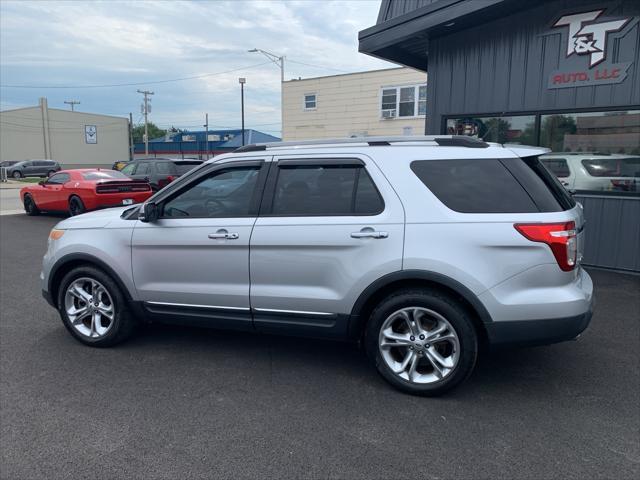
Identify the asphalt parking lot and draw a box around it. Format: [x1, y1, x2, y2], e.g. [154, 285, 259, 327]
[1, 213, 638, 480]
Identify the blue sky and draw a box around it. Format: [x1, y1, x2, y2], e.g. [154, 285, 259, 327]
[0, 0, 394, 137]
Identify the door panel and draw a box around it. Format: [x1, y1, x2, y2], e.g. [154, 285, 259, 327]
[131, 160, 268, 329]
[250, 154, 405, 337]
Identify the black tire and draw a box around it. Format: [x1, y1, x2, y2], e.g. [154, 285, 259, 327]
[23, 194, 40, 216]
[47, 170, 56, 177]
[364, 288, 478, 396]
[57, 265, 138, 347]
[12, 170, 22, 179]
[68, 195, 86, 216]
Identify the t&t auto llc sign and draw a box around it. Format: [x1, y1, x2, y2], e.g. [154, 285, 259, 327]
[547, 9, 636, 89]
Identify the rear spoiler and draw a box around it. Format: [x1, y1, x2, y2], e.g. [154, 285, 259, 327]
[504, 144, 551, 158]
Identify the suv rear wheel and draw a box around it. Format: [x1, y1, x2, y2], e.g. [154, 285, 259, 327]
[365, 289, 478, 396]
[57, 266, 138, 347]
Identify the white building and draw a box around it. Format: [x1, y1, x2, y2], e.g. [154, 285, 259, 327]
[0, 98, 130, 168]
[282, 67, 427, 141]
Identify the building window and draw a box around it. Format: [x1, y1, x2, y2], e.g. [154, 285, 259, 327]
[539, 110, 640, 155]
[446, 115, 536, 145]
[304, 94, 316, 110]
[380, 84, 427, 119]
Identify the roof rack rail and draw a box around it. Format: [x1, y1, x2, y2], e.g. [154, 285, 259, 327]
[233, 135, 489, 153]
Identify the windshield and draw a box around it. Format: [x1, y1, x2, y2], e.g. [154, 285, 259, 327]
[82, 170, 129, 180]
[581, 157, 640, 178]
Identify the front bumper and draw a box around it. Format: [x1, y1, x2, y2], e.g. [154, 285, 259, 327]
[485, 298, 594, 347]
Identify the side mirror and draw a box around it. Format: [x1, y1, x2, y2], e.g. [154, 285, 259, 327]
[38, 180, 46, 186]
[140, 202, 159, 223]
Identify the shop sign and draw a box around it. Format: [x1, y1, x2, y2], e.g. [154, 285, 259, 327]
[548, 9, 634, 89]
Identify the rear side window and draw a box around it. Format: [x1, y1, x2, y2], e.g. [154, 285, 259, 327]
[410, 158, 573, 213]
[174, 162, 202, 175]
[155, 162, 174, 175]
[136, 163, 152, 175]
[271, 164, 384, 216]
[581, 157, 640, 177]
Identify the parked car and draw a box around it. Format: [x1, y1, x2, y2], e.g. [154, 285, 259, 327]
[119, 158, 203, 191]
[6, 159, 61, 179]
[541, 153, 640, 192]
[40, 136, 593, 396]
[21, 169, 152, 216]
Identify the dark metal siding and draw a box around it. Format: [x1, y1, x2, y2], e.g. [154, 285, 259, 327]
[426, 0, 640, 133]
[377, 0, 441, 23]
[575, 194, 640, 272]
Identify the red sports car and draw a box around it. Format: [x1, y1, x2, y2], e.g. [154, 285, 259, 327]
[20, 169, 153, 216]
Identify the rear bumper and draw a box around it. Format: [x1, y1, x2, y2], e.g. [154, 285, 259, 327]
[486, 298, 594, 347]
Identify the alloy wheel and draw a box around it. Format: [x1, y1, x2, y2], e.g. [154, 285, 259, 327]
[64, 277, 115, 338]
[378, 307, 460, 384]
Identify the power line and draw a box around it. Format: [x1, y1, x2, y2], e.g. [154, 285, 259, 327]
[287, 59, 349, 74]
[0, 61, 272, 89]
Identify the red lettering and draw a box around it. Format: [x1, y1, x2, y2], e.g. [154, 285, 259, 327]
[611, 68, 620, 78]
[553, 74, 563, 84]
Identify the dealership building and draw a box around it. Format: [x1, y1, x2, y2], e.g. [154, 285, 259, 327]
[360, 0, 639, 272]
[359, 0, 639, 154]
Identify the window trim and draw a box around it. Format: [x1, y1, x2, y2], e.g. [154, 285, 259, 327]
[303, 93, 317, 111]
[380, 83, 427, 119]
[259, 158, 386, 217]
[156, 160, 269, 220]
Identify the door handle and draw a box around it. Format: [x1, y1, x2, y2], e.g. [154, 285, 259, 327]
[208, 231, 239, 240]
[351, 231, 388, 239]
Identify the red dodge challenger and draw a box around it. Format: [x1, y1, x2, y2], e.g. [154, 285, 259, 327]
[20, 169, 153, 216]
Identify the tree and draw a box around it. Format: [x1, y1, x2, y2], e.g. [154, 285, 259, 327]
[540, 115, 577, 152]
[132, 122, 167, 143]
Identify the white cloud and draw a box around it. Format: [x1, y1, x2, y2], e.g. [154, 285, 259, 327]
[0, 0, 397, 136]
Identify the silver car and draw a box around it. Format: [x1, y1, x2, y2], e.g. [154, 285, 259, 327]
[41, 136, 594, 396]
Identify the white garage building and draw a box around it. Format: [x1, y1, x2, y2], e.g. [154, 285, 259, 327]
[0, 97, 130, 168]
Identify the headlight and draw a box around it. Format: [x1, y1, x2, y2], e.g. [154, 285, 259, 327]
[49, 229, 65, 240]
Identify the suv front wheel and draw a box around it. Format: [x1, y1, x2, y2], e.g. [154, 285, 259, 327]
[57, 266, 138, 347]
[365, 289, 478, 396]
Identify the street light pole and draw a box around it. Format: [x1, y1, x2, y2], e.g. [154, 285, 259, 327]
[239, 78, 246, 146]
[203, 113, 209, 160]
[248, 48, 284, 135]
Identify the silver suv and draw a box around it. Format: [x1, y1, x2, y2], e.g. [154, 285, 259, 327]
[41, 136, 594, 396]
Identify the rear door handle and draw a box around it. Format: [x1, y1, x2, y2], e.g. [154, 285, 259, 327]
[208, 229, 239, 240]
[351, 231, 388, 239]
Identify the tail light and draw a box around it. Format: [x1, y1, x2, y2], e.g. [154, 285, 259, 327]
[514, 221, 577, 272]
[166, 175, 175, 183]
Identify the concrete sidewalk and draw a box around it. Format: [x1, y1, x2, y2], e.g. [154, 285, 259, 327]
[0, 180, 27, 189]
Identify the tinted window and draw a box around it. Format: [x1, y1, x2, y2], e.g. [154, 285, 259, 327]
[82, 170, 128, 180]
[541, 158, 571, 177]
[47, 173, 70, 184]
[174, 161, 202, 175]
[582, 157, 640, 177]
[272, 164, 384, 216]
[34, 161, 47, 166]
[155, 162, 174, 175]
[411, 159, 539, 213]
[163, 166, 260, 218]
[120, 163, 136, 175]
[135, 163, 152, 175]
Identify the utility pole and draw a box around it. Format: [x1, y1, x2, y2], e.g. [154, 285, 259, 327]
[128, 112, 134, 161]
[204, 113, 209, 160]
[137, 89, 154, 155]
[64, 100, 80, 111]
[239, 78, 246, 146]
